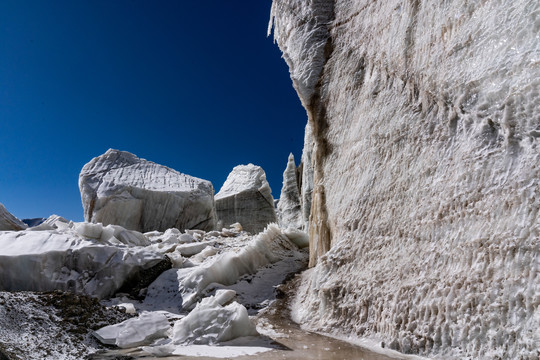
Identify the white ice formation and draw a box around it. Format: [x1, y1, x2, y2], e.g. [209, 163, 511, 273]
[300, 122, 314, 230]
[270, 0, 540, 358]
[0, 220, 164, 299]
[215, 164, 277, 234]
[170, 290, 258, 345]
[79, 149, 216, 233]
[277, 153, 303, 230]
[93, 311, 170, 348]
[93, 224, 307, 357]
[0, 203, 27, 231]
[143, 223, 303, 312]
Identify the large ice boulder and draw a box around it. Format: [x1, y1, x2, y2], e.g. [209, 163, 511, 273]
[215, 164, 277, 234]
[79, 149, 217, 233]
[0, 203, 27, 231]
[171, 291, 258, 345]
[277, 153, 303, 230]
[94, 311, 170, 348]
[271, 0, 540, 358]
[0, 222, 165, 299]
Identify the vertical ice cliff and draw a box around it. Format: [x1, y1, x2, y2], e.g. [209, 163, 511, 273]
[215, 164, 277, 234]
[0, 203, 27, 231]
[79, 149, 217, 233]
[270, 0, 540, 358]
[277, 153, 303, 229]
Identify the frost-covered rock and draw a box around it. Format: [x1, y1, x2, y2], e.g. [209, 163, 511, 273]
[215, 164, 277, 234]
[277, 153, 303, 230]
[0, 222, 164, 299]
[0, 203, 27, 231]
[271, 0, 540, 358]
[79, 149, 217, 233]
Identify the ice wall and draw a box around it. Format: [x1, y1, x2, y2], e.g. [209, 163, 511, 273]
[270, 0, 540, 358]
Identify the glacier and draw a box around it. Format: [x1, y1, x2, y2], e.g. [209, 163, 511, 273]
[270, 0, 540, 358]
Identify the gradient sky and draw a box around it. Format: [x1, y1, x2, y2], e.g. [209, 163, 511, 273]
[0, 1, 307, 222]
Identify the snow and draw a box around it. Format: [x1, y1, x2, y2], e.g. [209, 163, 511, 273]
[270, 0, 540, 358]
[79, 149, 216, 232]
[215, 164, 277, 233]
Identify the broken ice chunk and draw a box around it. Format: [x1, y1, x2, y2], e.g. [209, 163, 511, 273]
[93, 311, 170, 348]
[171, 294, 258, 345]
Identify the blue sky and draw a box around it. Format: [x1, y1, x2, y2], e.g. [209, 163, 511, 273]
[0, 1, 307, 222]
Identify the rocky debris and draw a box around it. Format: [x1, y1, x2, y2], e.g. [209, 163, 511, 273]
[0, 203, 26, 231]
[79, 149, 217, 233]
[277, 153, 303, 230]
[0, 291, 132, 360]
[215, 164, 277, 234]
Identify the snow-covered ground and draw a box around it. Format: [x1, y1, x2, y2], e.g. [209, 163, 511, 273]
[0, 220, 309, 359]
[96, 223, 308, 357]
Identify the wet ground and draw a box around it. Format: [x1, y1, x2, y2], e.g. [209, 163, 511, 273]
[96, 276, 412, 360]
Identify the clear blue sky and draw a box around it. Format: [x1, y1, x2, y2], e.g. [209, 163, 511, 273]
[0, 1, 307, 222]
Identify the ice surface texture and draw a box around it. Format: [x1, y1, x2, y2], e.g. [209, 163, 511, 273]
[0, 220, 164, 299]
[79, 149, 217, 233]
[0, 203, 27, 231]
[271, 0, 540, 358]
[93, 311, 170, 348]
[215, 164, 277, 234]
[277, 153, 304, 230]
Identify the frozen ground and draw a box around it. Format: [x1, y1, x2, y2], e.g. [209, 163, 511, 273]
[96, 275, 421, 360]
[0, 291, 131, 359]
[0, 222, 312, 359]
